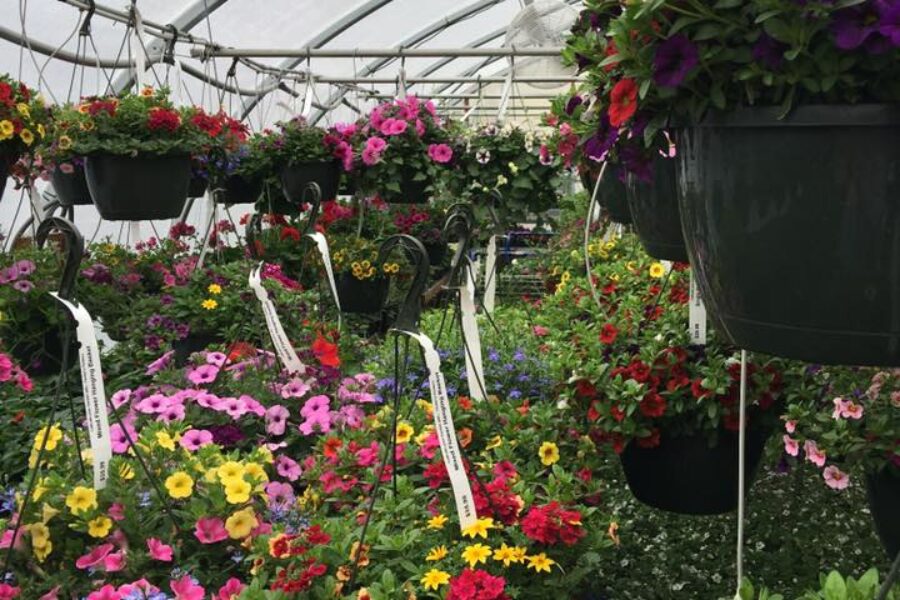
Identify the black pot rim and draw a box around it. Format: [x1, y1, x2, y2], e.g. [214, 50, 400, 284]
[695, 103, 900, 128]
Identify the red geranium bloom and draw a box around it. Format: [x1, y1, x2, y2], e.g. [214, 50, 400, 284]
[639, 391, 667, 418]
[608, 79, 638, 127]
[279, 226, 301, 242]
[636, 428, 661, 448]
[147, 107, 181, 132]
[311, 333, 340, 368]
[599, 323, 618, 344]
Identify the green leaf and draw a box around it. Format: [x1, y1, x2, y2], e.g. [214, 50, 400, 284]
[714, 0, 743, 7]
[693, 22, 723, 41]
[823, 571, 848, 600]
[762, 19, 793, 44]
[754, 10, 782, 24]
[710, 84, 726, 110]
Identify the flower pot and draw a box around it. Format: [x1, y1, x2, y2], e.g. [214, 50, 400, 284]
[215, 174, 263, 205]
[423, 240, 447, 267]
[678, 104, 900, 365]
[51, 162, 93, 207]
[626, 155, 688, 262]
[281, 160, 341, 203]
[84, 153, 191, 220]
[866, 468, 900, 558]
[582, 163, 631, 224]
[172, 332, 224, 367]
[384, 170, 431, 204]
[620, 427, 770, 515]
[187, 173, 208, 198]
[336, 273, 388, 314]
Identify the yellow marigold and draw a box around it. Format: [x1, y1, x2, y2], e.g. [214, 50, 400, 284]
[420, 569, 450, 591]
[207, 283, 222, 294]
[201, 298, 218, 310]
[539, 441, 560, 466]
[164, 471, 194, 499]
[225, 507, 258, 539]
[224, 478, 252, 504]
[65, 486, 98, 515]
[87, 515, 113, 538]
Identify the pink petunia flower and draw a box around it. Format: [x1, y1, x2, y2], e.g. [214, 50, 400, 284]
[145, 351, 174, 376]
[804, 440, 827, 468]
[784, 419, 797, 434]
[265, 481, 295, 508]
[116, 580, 158, 596]
[355, 441, 380, 467]
[380, 118, 408, 136]
[104, 551, 126, 572]
[427, 143, 453, 164]
[195, 391, 220, 408]
[108, 503, 126, 521]
[274, 455, 301, 481]
[532, 325, 549, 337]
[187, 364, 219, 386]
[147, 538, 173, 561]
[219, 396, 248, 420]
[85, 585, 120, 600]
[170, 575, 205, 600]
[240, 394, 266, 417]
[823, 464, 850, 490]
[361, 146, 382, 166]
[782, 434, 799, 456]
[157, 403, 186, 423]
[266, 405, 290, 436]
[110, 389, 132, 409]
[194, 517, 228, 544]
[281, 378, 311, 399]
[38, 586, 60, 600]
[75, 545, 114, 572]
[135, 393, 171, 414]
[180, 429, 214, 451]
[217, 579, 246, 600]
[109, 423, 138, 454]
[0, 584, 20, 600]
[206, 351, 227, 368]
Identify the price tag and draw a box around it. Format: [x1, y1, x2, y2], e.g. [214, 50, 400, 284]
[305, 232, 341, 328]
[49, 294, 112, 490]
[460, 260, 486, 401]
[483, 235, 500, 313]
[248, 263, 306, 374]
[689, 270, 707, 345]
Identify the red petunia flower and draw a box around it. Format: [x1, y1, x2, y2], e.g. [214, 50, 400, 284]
[608, 78, 638, 127]
[599, 323, 618, 344]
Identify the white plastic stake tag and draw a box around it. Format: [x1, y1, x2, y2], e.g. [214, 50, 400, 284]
[460, 261, 486, 402]
[49, 294, 112, 490]
[689, 270, 708, 345]
[483, 235, 500, 313]
[401, 331, 477, 531]
[128, 222, 142, 248]
[248, 263, 306, 374]
[305, 232, 341, 328]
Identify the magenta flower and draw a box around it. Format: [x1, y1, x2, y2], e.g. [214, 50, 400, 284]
[135, 393, 170, 414]
[15, 260, 35, 276]
[362, 146, 382, 166]
[265, 481, 295, 507]
[147, 538, 173, 561]
[832, 397, 865, 420]
[782, 434, 799, 457]
[170, 575, 205, 600]
[240, 394, 266, 417]
[380, 118, 408, 136]
[195, 391, 220, 408]
[110, 389, 132, 409]
[157, 404, 186, 423]
[653, 34, 698, 87]
[338, 404, 364, 429]
[301, 394, 331, 416]
[12, 280, 33, 293]
[194, 517, 228, 544]
[823, 465, 850, 490]
[427, 143, 453, 164]
[103, 551, 126, 572]
[76, 543, 115, 569]
[281, 378, 311, 399]
[187, 364, 219, 386]
[275, 455, 301, 481]
[784, 419, 797, 434]
[217, 579, 246, 600]
[219, 396, 249, 420]
[355, 441, 380, 467]
[108, 503, 125, 521]
[180, 429, 213, 451]
[109, 423, 137, 454]
[85, 585, 120, 600]
[266, 405, 290, 435]
[206, 351, 227, 368]
[145, 351, 174, 376]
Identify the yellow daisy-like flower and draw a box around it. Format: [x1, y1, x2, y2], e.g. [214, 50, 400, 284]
[493, 543, 524, 567]
[420, 569, 450, 591]
[427, 514, 448, 530]
[87, 515, 113, 538]
[538, 441, 560, 466]
[527, 552, 556, 573]
[461, 543, 492, 568]
[201, 298, 218, 310]
[208, 283, 222, 294]
[57, 135, 72, 151]
[218, 461, 245, 483]
[164, 471, 194, 499]
[65, 486, 98, 515]
[155, 431, 176, 451]
[20, 129, 34, 146]
[425, 545, 448, 562]
[649, 262, 666, 278]
[33, 425, 63, 452]
[225, 507, 258, 539]
[224, 478, 252, 504]
[0, 120, 14, 139]
[395, 421, 414, 445]
[462, 517, 495, 540]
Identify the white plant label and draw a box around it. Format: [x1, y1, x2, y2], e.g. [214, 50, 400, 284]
[248, 263, 306, 374]
[460, 261, 486, 401]
[49, 294, 112, 490]
[689, 270, 708, 345]
[305, 232, 341, 329]
[483, 235, 500, 313]
[401, 331, 477, 531]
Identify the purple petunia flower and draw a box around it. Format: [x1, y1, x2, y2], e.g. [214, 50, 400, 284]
[584, 113, 620, 162]
[565, 95, 583, 116]
[832, 4, 882, 49]
[187, 364, 219, 386]
[752, 33, 788, 69]
[653, 34, 699, 88]
[620, 144, 654, 183]
[12, 280, 33, 293]
[208, 424, 244, 447]
[877, 0, 900, 46]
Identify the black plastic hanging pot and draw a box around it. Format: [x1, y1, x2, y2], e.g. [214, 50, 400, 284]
[626, 155, 688, 262]
[582, 162, 631, 225]
[0, 152, 17, 201]
[383, 169, 431, 204]
[336, 273, 389, 314]
[215, 174, 263, 205]
[866, 468, 900, 558]
[281, 160, 341, 203]
[678, 104, 900, 366]
[187, 173, 209, 198]
[620, 427, 770, 515]
[84, 153, 190, 220]
[51, 162, 93, 207]
[172, 332, 225, 367]
[423, 240, 448, 267]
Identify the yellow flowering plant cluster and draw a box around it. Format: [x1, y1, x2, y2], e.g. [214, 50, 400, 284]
[330, 236, 402, 282]
[1, 419, 274, 596]
[0, 73, 50, 174]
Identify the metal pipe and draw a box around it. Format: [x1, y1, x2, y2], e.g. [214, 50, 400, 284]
[57, 0, 209, 44]
[191, 46, 564, 59]
[251, 75, 578, 85]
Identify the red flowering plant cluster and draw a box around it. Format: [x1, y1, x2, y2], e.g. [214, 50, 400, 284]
[180, 106, 249, 185]
[0, 73, 50, 179]
[533, 234, 809, 451]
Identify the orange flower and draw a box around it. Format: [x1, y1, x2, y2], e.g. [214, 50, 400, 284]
[458, 427, 473, 448]
[458, 396, 473, 411]
[323, 437, 343, 459]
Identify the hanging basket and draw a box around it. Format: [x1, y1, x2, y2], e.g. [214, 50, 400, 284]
[172, 332, 225, 367]
[51, 163, 93, 207]
[281, 160, 341, 203]
[581, 162, 631, 225]
[679, 104, 900, 365]
[620, 427, 770, 515]
[11, 328, 79, 378]
[187, 173, 209, 198]
[382, 169, 431, 204]
[626, 155, 688, 263]
[866, 468, 900, 558]
[215, 174, 263, 206]
[84, 153, 191, 221]
[423, 239, 448, 267]
[0, 151, 17, 202]
[336, 273, 389, 314]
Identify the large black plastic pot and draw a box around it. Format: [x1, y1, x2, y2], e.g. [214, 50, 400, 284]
[336, 273, 388, 314]
[172, 332, 224, 367]
[281, 160, 341, 203]
[187, 174, 208, 198]
[382, 170, 431, 204]
[620, 427, 770, 515]
[216, 174, 263, 205]
[626, 155, 688, 262]
[581, 163, 631, 224]
[866, 468, 900, 558]
[84, 153, 190, 220]
[51, 162, 93, 207]
[678, 104, 900, 366]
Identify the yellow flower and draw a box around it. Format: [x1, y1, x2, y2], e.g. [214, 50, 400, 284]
[208, 283, 222, 294]
[31, 533, 52, 562]
[165, 471, 194, 499]
[244, 462, 267, 482]
[420, 569, 450, 591]
[425, 545, 448, 562]
[16, 103, 30, 118]
[32, 478, 48, 501]
[41, 503, 59, 524]
[224, 478, 252, 504]
[257, 446, 274, 464]
[527, 552, 556, 573]
[485, 436, 503, 450]
[36, 123, 45, 138]
[225, 507, 258, 539]
[0, 120, 14, 139]
[649, 262, 666, 278]
[218, 461, 245, 483]
[493, 543, 525, 567]
[140, 86, 155, 97]
[155, 431, 176, 451]
[87, 515, 113, 538]
[395, 421, 414, 445]
[201, 298, 218, 310]
[65, 486, 98, 515]
[539, 441, 560, 466]
[414, 425, 434, 446]
[461, 543, 492, 568]
[29, 523, 50, 546]
[119, 463, 135, 480]
[33, 425, 63, 452]
[427, 514, 448, 530]
[462, 517, 495, 539]
[80, 119, 95, 131]
[20, 129, 34, 146]
[268, 533, 291, 558]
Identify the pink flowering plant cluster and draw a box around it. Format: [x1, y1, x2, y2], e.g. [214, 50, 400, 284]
[349, 95, 454, 203]
[783, 367, 900, 491]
